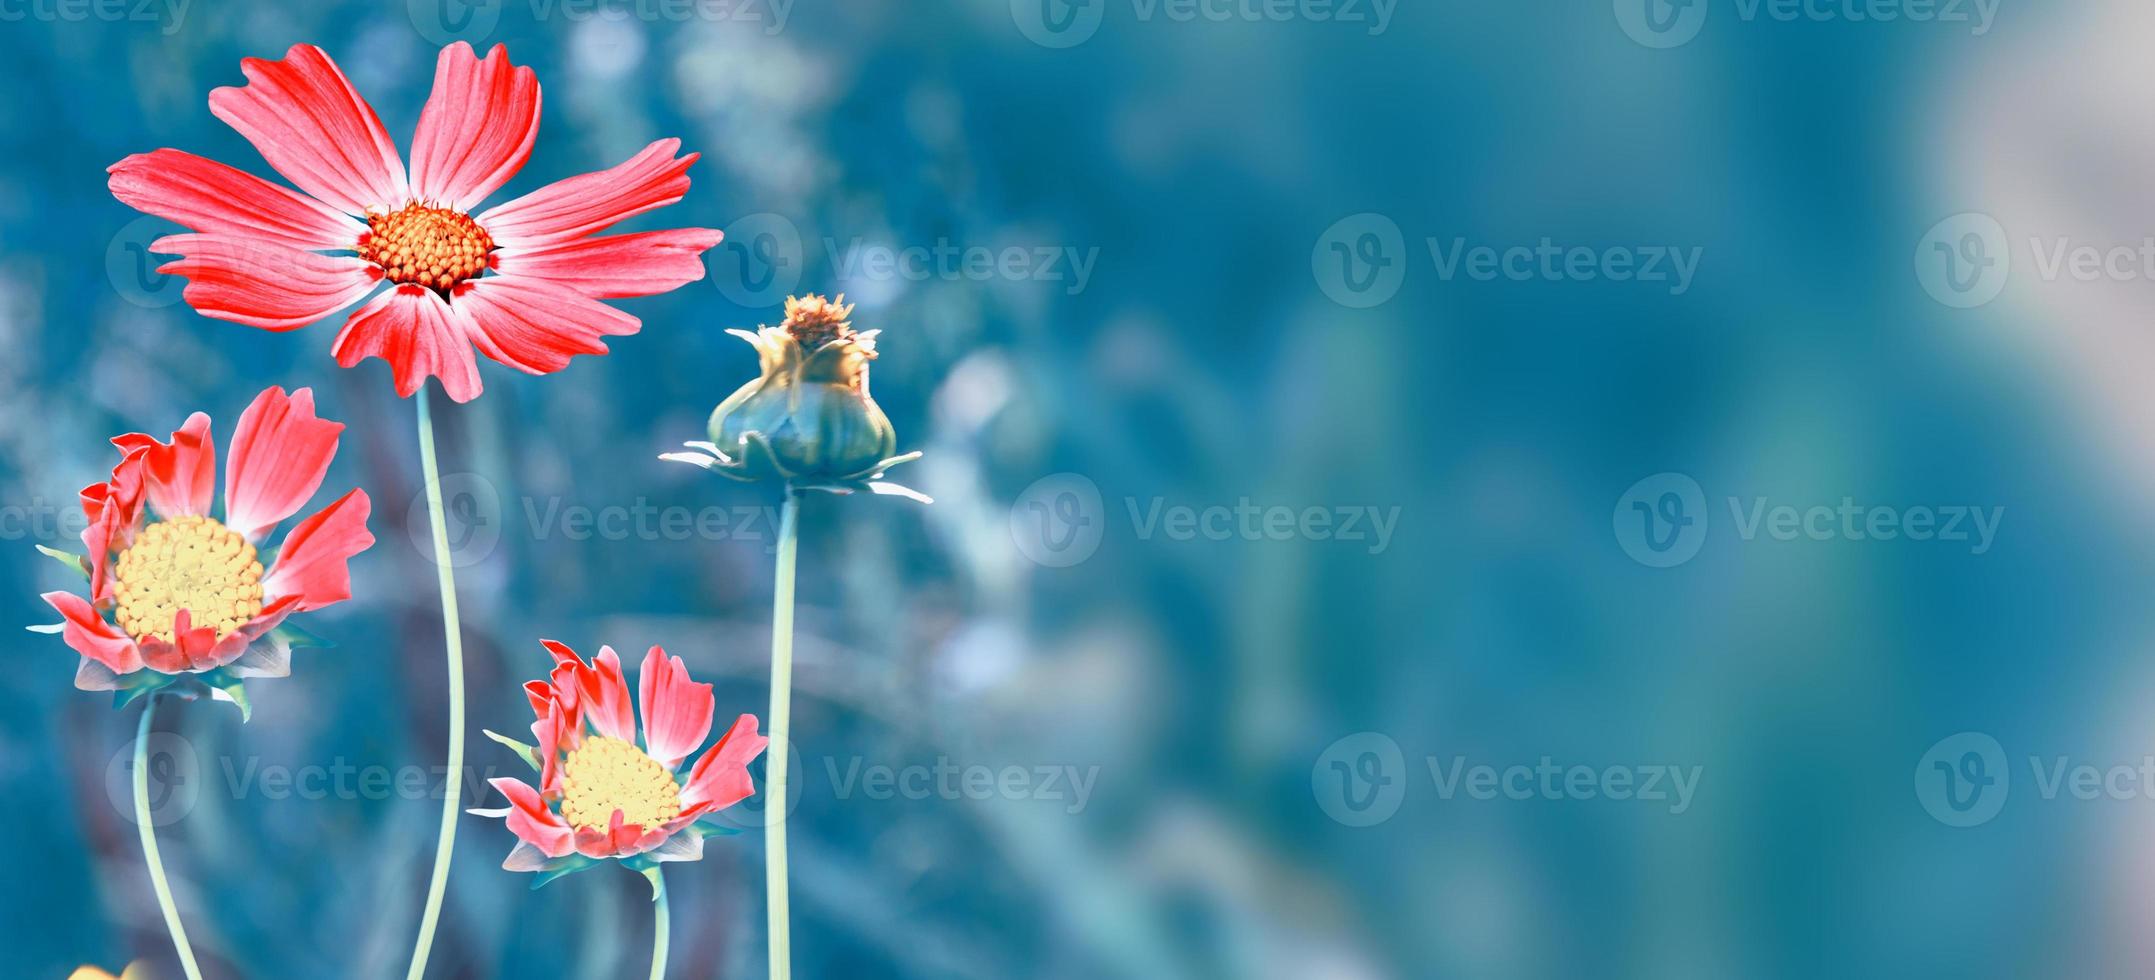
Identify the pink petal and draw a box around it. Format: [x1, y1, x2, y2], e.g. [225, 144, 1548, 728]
[492, 228, 722, 299]
[260, 489, 373, 611]
[453, 274, 638, 376]
[80, 469, 146, 607]
[475, 139, 699, 248]
[584, 646, 637, 742]
[202, 594, 300, 672]
[223, 386, 344, 540]
[42, 591, 143, 677]
[408, 42, 542, 212]
[637, 645, 712, 770]
[136, 412, 216, 520]
[142, 609, 224, 673]
[680, 714, 767, 813]
[207, 44, 408, 216]
[150, 233, 379, 331]
[331, 285, 482, 402]
[109, 149, 363, 251]
[490, 777, 575, 858]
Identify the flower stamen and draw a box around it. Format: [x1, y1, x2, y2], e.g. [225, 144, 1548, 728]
[780, 293, 861, 352]
[111, 515, 263, 644]
[357, 203, 495, 293]
[558, 736, 681, 831]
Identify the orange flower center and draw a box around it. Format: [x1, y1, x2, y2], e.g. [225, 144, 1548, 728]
[111, 516, 264, 644]
[357, 203, 495, 293]
[558, 736, 682, 831]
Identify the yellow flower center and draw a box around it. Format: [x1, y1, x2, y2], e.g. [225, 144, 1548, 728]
[558, 736, 681, 831]
[357, 202, 495, 293]
[111, 515, 264, 644]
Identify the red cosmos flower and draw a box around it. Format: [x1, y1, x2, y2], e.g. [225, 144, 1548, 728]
[473, 641, 767, 881]
[35, 387, 373, 712]
[107, 42, 721, 403]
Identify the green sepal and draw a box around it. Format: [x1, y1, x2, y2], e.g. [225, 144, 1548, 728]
[113, 681, 163, 711]
[483, 729, 541, 772]
[202, 669, 251, 723]
[529, 855, 600, 891]
[35, 545, 89, 580]
[688, 819, 743, 838]
[639, 864, 665, 901]
[268, 621, 331, 650]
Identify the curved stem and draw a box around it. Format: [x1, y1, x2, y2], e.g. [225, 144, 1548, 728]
[766, 491, 799, 980]
[405, 386, 467, 980]
[649, 869, 670, 980]
[135, 696, 204, 980]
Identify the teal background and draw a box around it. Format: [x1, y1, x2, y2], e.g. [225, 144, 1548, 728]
[1, 0, 2147, 977]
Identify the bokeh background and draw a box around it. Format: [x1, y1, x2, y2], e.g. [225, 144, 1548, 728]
[5, 0, 2154, 977]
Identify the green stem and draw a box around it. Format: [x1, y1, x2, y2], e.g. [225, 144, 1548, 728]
[766, 491, 799, 980]
[405, 386, 467, 980]
[649, 869, 670, 980]
[134, 696, 203, 980]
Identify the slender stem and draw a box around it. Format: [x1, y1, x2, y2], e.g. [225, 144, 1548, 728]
[649, 869, 670, 980]
[134, 697, 203, 980]
[405, 386, 467, 980]
[766, 491, 799, 980]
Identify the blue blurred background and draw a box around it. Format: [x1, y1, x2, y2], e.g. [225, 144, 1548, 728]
[7, 0, 2154, 976]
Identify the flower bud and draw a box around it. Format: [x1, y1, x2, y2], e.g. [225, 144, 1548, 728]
[665, 295, 926, 501]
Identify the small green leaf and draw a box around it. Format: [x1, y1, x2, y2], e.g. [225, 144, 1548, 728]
[483, 729, 541, 772]
[26, 623, 63, 635]
[35, 545, 88, 580]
